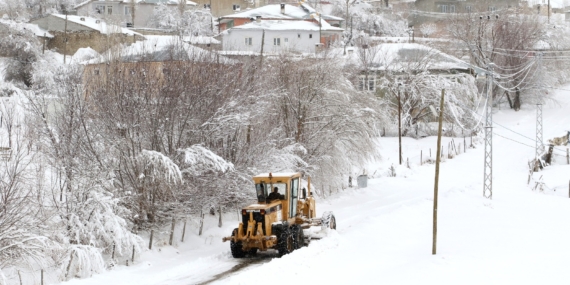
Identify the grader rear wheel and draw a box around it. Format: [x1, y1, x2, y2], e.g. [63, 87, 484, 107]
[277, 227, 296, 257]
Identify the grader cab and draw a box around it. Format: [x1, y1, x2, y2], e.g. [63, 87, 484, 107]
[222, 172, 336, 257]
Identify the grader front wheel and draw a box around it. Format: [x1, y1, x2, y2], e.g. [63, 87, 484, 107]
[230, 228, 246, 258]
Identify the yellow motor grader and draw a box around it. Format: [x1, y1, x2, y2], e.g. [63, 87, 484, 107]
[222, 172, 336, 257]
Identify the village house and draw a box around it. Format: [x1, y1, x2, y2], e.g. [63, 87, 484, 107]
[336, 43, 479, 92]
[221, 17, 343, 54]
[30, 14, 143, 56]
[217, 2, 344, 32]
[74, 0, 197, 28]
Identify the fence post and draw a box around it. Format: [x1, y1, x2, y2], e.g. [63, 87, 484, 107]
[169, 217, 175, 246]
[218, 205, 223, 228]
[111, 243, 115, 260]
[18, 270, 22, 285]
[421, 150, 423, 165]
[132, 245, 135, 263]
[567, 148, 569, 164]
[41, 269, 44, 285]
[199, 210, 204, 236]
[181, 219, 187, 242]
[65, 251, 74, 280]
[149, 229, 154, 250]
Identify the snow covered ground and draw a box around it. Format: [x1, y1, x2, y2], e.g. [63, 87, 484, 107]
[58, 89, 570, 285]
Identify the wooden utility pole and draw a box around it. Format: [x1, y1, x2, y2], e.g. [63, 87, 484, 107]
[432, 89, 445, 255]
[64, 11, 68, 64]
[398, 84, 403, 165]
[260, 29, 265, 67]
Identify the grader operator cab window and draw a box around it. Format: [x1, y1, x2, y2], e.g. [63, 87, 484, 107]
[256, 183, 268, 203]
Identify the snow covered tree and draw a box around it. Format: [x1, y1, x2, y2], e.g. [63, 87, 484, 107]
[0, 20, 42, 87]
[447, 12, 546, 109]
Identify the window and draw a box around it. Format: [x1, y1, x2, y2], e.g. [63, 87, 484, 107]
[233, 4, 240, 11]
[124, 6, 131, 15]
[465, 6, 472, 13]
[273, 38, 280, 46]
[298, 33, 301, 38]
[358, 75, 375, 91]
[245, 37, 252, 45]
[441, 4, 448, 13]
[449, 5, 455, 13]
[284, 38, 288, 43]
[95, 5, 105, 14]
[309, 34, 312, 39]
[488, 6, 496, 12]
[107, 6, 112, 15]
[94, 69, 100, 75]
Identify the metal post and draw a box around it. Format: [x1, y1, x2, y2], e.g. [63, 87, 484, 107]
[483, 63, 494, 199]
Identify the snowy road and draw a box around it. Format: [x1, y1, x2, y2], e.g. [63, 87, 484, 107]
[62, 90, 570, 285]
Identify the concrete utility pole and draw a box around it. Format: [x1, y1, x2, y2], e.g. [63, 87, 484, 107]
[483, 63, 494, 199]
[432, 89, 445, 255]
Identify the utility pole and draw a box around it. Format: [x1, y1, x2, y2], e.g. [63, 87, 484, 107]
[64, 11, 68, 64]
[432, 89, 445, 255]
[548, 0, 551, 24]
[483, 63, 494, 199]
[398, 83, 403, 165]
[535, 103, 544, 168]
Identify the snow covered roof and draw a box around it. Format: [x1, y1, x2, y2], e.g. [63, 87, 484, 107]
[182, 35, 221, 45]
[221, 3, 342, 22]
[74, 0, 197, 9]
[0, 19, 53, 38]
[50, 14, 141, 36]
[331, 43, 473, 72]
[119, 35, 235, 63]
[253, 172, 300, 179]
[230, 19, 343, 32]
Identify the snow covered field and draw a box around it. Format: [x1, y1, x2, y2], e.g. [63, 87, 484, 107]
[59, 90, 570, 285]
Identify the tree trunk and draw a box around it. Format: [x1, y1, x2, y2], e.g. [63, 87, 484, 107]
[513, 88, 521, 111]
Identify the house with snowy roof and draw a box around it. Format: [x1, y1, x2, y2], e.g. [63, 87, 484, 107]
[217, 2, 344, 32]
[332, 43, 479, 91]
[221, 17, 343, 54]
[30, 14, 143, 55]
[74, 0, 197, 28]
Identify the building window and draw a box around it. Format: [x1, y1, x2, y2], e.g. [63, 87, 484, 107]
[358, 76, 375, 91]
[107, 6, 112, 15]
[488, 6, 496, 12]
[298, 33, 301, 38]
[245, 37, 252, 45]
[309, 34, 312, 38]
[124, 6, 131, 15]
[94, 69, 100, 75]
[284, 38, 288, 43]
[273, 38, 280, 46]
[465, 6, 472, 13]
[95, 5, 105, 14]
[441, 4, 448, 13]
[449, 5, 455, 13]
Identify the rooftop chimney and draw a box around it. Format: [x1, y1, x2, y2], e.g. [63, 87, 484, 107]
[256, 15, 262, 22]
[280, 3, 285, 14]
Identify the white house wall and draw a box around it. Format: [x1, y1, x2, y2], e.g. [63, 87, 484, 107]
[223, 28, 321, 54]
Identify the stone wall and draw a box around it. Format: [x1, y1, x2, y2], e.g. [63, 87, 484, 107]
[47, 31, 139, 55]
